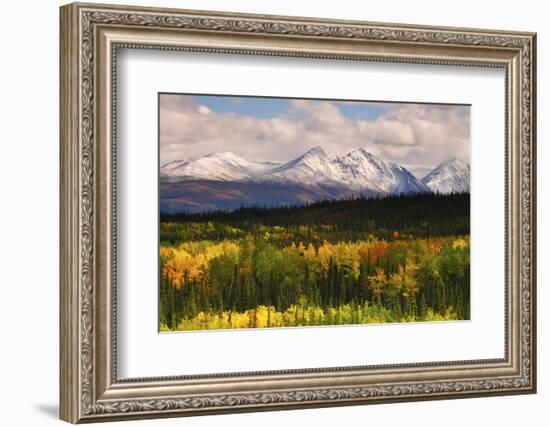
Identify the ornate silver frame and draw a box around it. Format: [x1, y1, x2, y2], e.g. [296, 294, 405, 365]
[60, 2, 537, 423]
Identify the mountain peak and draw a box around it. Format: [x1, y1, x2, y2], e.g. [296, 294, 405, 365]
[268, 146, 336, 179]
[161, 148, 468, 197]
[304, 146, 329, 157]
[160, 151, 274, 181]
[204, 151, 242, 160]
[435, 157, 468, 169]
[422, 158, 470, 193]
[344, 147, 379, 160]
[346, 147, 366, 155]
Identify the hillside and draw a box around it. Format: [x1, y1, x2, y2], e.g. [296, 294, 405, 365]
[161, 192, 470, 244]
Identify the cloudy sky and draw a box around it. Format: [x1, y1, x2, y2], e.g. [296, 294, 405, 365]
[159, 93, 470, 178]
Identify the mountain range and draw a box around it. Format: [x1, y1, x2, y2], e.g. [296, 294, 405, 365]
[160, 147, 470, 212]
[421, 158, 470, 194]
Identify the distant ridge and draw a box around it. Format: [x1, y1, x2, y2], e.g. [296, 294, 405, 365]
[161, 147, 431, 195]
[160, 148, 469, 212]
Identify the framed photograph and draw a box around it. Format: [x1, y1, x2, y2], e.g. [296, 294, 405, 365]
[60, 2, 537, 423]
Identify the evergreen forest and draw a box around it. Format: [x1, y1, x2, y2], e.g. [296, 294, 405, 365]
[159, 193, 470, 331]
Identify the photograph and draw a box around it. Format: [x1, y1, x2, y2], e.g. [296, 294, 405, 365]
[57, 3, 536, 422]
[158, 93, 471, 331]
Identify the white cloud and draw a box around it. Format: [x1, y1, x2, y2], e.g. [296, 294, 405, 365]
[197, 105, 211, 114]
[159, 94, 470, 177]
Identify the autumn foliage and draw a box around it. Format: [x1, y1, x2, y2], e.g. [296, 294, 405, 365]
[159, 193, 470, 331]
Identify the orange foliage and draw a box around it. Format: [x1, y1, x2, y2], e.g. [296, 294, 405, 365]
[369, 240, 389, 263]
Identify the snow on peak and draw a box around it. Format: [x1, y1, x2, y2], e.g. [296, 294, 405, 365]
[261, 147, 429, 195]
[161, 148, 468, 197]
[338, 148, 429, 194]
[161, 159, 189, 170]
[304, 146, 329, 156]
[204, 151, 243, 161]
[266, 146, 340, 184]
[161, 151, 280, 181]
[422, 158, 470, 193]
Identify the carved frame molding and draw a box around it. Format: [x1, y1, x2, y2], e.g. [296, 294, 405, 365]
[60, 2, 536, 423]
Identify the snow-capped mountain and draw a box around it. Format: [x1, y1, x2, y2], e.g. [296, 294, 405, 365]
[421, 158, 470, 193]
[160, 148, 471, 212]
[162, 147, 430, 196]
[160, 152, 280, 181]
[262, 147, 429, 195]
[262, 147, 343, 186]
[338, 148, 429, 194]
